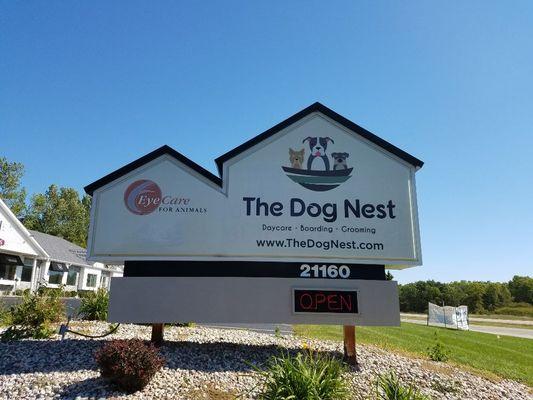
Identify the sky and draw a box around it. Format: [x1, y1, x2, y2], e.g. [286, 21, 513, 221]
[1, 1, 532, 284]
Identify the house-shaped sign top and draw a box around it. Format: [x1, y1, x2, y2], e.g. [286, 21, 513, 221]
[85, 102, 423, 269]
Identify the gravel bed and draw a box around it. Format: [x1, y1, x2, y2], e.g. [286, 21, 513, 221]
[0, 322, 531, 399]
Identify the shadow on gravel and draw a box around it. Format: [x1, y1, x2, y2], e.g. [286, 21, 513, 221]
[0, 338, 344, 375]
[57, 376, 123, 400]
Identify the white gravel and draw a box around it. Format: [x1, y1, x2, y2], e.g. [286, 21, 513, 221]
[0, 322, 531, 399]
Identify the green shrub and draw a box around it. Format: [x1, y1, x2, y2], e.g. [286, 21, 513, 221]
[256, 351, 349, 400]
[374, 372, 430, 400]
[77, 290, 95, 298]
[1, 288, 64, 340]
[37, 286, 65, 297]
[494, 303, 533, 318]
[79, 288, 109, 320]
[173, 322, 195, 327]
[0, 302, 11, 326]
[426, 332, 449, 362]
[95, 339, 165, 393]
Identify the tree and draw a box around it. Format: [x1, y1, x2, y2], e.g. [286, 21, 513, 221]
[462, 282, 486, 313]
[508, 276, 533, 304]
[0, 156, 27, 217]
[385, 271, 394, 280]
[483, 282, 512, 311]
[24, 185, 91, 247]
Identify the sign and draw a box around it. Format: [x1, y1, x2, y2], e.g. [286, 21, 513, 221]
[293, 289, 358, 314]
[85, 103, 423, 269]
[123, 260, 386, 280]
[108, 277, 399, 326]
[86, 103, 423, 327]
[0, 238, 4, 246]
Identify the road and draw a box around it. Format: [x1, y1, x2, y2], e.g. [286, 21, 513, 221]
[401, 317, 533, 339]
[401, 313, 533, 326]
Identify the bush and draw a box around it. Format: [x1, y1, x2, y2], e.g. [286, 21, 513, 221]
[173, 322, 195, 327]
[494, 303, 533, 318]
[95, 339, 165, 393]
[1, 288, 64, 340]
[257, 351, 349, 400]
[77, 290, 95, 298]
[37, 286, 65, 297]
[0, 303, 11, 326]
[374, 372, 429, 400]
[79, 288, 109, 321]
[426, 332, 449, 362]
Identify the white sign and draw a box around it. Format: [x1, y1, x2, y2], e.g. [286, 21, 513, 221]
[86, 103, 423, 268]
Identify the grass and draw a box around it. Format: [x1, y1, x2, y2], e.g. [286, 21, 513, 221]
[467, 320, 533, 330]
[294, 322, 533, 386]
[471, 313, 533, 321]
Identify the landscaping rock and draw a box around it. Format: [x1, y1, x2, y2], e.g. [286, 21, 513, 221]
[0, 322, 530, 399]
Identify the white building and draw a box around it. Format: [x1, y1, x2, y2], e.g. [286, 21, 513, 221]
[0, 198, 122, 294]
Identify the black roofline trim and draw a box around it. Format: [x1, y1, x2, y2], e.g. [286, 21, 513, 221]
[84, 145, 222, 195]
[84, 102, 423, 196]
[215, 102, 423, 176]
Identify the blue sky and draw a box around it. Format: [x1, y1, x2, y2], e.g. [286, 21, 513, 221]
[1, 2, 532, 283]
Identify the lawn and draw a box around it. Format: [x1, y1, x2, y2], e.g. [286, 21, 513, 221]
[294, 322, 533, 386]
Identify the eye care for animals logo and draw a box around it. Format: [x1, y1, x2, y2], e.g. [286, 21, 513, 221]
[282, 136, 353, 192]
[124, 180, 163, 215]
[123, 180, 206, 215]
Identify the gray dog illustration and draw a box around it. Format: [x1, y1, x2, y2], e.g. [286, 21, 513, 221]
[331, 152, 349, 170]
[303, 136, 334, 170]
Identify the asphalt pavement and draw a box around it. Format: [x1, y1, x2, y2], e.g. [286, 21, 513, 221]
[401, 317, 533, 339]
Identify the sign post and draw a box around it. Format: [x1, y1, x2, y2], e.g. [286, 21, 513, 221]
[151, 323, 164, 344]
[84, 103, 423, 362]
[343, 325, 357, 366]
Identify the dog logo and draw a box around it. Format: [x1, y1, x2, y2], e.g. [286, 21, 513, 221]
[124, 179, 162, 215]
[303, 136, 334, 171]
[282, 137, 353, 192]
[331, 152, 349, 170]
[289, 148, 305, 169]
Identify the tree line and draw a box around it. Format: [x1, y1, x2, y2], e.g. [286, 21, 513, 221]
[399, 276, 533, 314]
[1, 156, 90, 247]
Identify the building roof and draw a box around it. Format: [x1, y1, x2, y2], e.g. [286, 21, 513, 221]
[28, 230, 91, 267]
[84, 102, 423, 195]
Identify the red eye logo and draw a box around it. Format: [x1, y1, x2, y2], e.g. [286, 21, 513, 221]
[124, 180, 162, 215]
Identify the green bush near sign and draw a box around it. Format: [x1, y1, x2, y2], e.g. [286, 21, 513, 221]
[1, 289, 64, 340]
[78, 288, 109, 321]
[255, 350, 350, 400]
[373, 372, 429, 400]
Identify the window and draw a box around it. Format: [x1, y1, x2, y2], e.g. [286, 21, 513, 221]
[100, 275, 109, 289]
[21, 266, 33, 282]
[0, 263, 16, 281]
[0, 253, 22, 281]
[48, 270, 63, 285]
[66, 270, 78, 286]
[86, 273, 97, 288]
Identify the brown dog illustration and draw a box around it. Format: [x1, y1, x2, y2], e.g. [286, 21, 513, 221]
[289, 148, 305, 169]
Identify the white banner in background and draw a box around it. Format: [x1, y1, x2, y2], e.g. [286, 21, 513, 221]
[428, 302, 469, 330]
